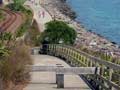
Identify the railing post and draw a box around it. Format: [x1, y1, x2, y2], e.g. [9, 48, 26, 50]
[119, 76, 120, 86]
[31, 48, 34, 55]
[90, 60, 93, 67]
[48, 45, 51, 54]
[0, 79, 3, 90]
[99, 65, 104, 90]
[56, 64, 64, 88]
[54, 45, 57, 56]
[57, 45, 60, 56]
[66, 48, 69, 61]
[85, 58, 89, 67]
[56, 45, 59, 57]
[57, 74, 64, 88]
[108, 68, 113, 90]
[94, 62, 100, 89]
[48, 45, 50, 55]
[68, 48, 71, 63]
[76, 53, 79, 67]
[74, 52, 78, 66]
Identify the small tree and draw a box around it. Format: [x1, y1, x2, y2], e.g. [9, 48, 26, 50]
[8, 0, 25, 11]
[41, 20, 77, 45]
[13, 0, 25, 5]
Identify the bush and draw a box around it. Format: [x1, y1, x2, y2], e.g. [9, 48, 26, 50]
[24, 20, 41, 46]
[0, 32, 14, 58]
[6, 1, 33, 38]
[0, 10, 5, 21]
[0, 43, 32, 89]
[7, 0, 26, 12]
[41, 20, 77, 45]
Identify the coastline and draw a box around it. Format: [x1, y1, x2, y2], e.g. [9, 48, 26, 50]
[42, 0, 120, 58]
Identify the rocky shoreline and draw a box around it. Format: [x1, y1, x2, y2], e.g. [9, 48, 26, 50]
[42, 0, 120, 59]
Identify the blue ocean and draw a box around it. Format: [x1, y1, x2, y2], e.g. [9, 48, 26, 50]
[67, 0, 120, 45]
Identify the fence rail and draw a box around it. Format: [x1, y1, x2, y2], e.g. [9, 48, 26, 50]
[28, 65, 99, 74]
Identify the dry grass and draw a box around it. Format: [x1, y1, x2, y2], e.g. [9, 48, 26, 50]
[24, 20, 41, 47]
[0, 42, 32, 90]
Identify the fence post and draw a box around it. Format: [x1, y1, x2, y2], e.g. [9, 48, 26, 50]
[108, 68, 113, 90]
[119, 76, 120, 86]
[99, 65, 104, 90]
[57, 74, 64, 88]
[0, 79, 3, 90]
[56, 64, 64, 88]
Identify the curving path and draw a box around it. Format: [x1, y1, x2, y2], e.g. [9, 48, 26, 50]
[24, 0, 52, 32]
[23, 55, 91, 90]
[0, 9, 23, 33]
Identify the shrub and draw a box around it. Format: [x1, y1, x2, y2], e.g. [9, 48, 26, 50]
[41, 20, 77, 45]
[25, 20, 41, 46]
[0, 10, 5, 21]
[0, 43, 32, 89]
[6, 1, 33, 38]
[7, 0, 26, 12]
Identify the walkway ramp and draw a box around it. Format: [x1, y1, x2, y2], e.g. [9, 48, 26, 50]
[24, 55, 91, 90]
[24, 0, 52, 32]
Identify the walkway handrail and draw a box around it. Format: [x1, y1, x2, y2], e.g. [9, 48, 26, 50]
[36, 44, 120, 90]
[65, 45, 120, 70]
[27, 65, 99, 74]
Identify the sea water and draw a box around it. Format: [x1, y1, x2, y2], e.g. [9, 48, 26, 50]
[67, 0, 120, 45]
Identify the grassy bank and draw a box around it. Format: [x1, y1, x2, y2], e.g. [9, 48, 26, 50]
[0, 3, 33, 90]
[7, 3, 33, 37]
[0, 32, 33, 90]
[0, 10, 5, 21]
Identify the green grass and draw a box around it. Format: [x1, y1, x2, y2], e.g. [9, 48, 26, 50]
[0, 10, 5, 21]
[6, 3, 33, 37]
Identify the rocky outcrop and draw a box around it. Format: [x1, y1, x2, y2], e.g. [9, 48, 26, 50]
[45, 0, 76, 19]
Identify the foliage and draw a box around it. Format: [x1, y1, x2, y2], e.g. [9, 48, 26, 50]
[0, 2, 33, 89]
[0, 43, 32, 89]
[41, 20, 77, 45]
[0, 32, 13, 41]
[25, 21, 41, 46]
[6, 0, 33, 38]
[7, 0, 26, 11]
[13, 0, 25, 5]
[0, 1, 33, 89]
[9, 5, 33, 38]
[0, 44, 9, 57]
[0, 32, 14, 57]
[0, 10, 5, 21]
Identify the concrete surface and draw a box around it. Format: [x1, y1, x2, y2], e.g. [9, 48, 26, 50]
[24, 0, 52, 32]
[24, 55, 91, 90]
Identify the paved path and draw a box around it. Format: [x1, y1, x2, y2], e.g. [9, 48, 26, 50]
[24, 0, 52, 32]
[0, 9, 23, 33]
[24, 55, 91, 90]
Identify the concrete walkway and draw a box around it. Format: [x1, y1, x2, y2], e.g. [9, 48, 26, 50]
[24, 55, 91, 90]
[24, 0, 52, 32]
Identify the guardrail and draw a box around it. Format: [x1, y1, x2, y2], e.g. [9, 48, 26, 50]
[32, 44, 120, 90]
[28, 65, 99, 75]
